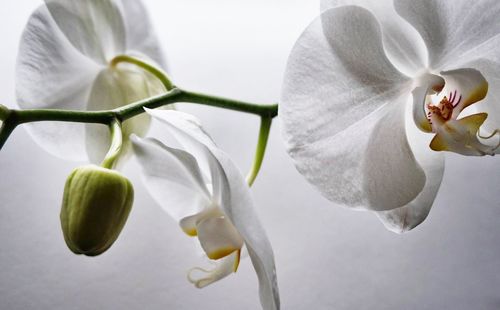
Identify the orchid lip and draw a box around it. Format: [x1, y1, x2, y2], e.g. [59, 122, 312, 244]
[412, 68, 500, 156]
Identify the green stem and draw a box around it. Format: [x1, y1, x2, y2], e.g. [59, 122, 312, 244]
[110, 55, 174, 90]
[246, 117, 272, 186]
[101, 120, 123, 169]
[0, 104, 10, 120]
[0, 120, 17, 151]
[0, 88, 278, 150]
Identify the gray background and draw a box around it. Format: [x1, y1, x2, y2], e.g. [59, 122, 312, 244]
[1, 1, 500, 309]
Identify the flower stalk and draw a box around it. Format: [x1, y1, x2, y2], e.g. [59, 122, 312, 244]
[101, 120, 123, 169]
[246, 117, 273, 186]
[0, 88, 278, 150]
[0, 104, 9, 120]
[110, 55, 175, 91]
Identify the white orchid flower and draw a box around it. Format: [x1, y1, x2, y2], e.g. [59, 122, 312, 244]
[280, 0, 500, 233]
[131, 110, 280, 310]
[16, 0, 167, 163]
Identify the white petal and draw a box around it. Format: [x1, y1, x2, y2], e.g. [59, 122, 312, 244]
[196, 216, 244, 260]
[187, 250, 241, 289]
[179, 207, 222, 237]
[394, 0, 500, 69]
[411, 73, 445, 133]
[376, 114, 445, 233]
[131, 135, 211, 222]
[321, 0, 427, 76]
[412, 86, 433, 133]
[281, 7, 408, 154]
[429, 113, 496, 156]
[44, 0, 126, 63]
[16, 5, 100, 160]
[460, 59, 500, 133]
[145, 109, 223, 203]
[148, 110, 280, 310]
[120, 0, 167, 69]
[439, 68, 489, 120]
[281, 7, 425, 211]
[214, 148, 280, 310]
[85, 66, 166, 165]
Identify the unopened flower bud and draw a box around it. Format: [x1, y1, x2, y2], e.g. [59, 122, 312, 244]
[60, 165, 134, 256]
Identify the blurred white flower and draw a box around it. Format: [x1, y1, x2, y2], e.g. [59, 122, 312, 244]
[132, 110, 280, 310]
[280, 0, 500, 233]
[16, 0, 167, 163]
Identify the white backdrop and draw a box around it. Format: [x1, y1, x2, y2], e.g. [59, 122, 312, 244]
[1, 1, 500, 309]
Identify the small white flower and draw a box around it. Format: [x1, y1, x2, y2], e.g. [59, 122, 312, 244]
[280, 0, 500, 233]
[131, 110, 280, 310]
[16, 0, 167, 163]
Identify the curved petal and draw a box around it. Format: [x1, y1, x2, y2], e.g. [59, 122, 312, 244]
[119, 0, 167, 69]
[212, 146, 280, 310]
[321, 0, 427, 76]
[459, 59, 500, 133]
[147, 110, 280, 310]
[16, 5, 100, 160]
[44, 0, 126, 64]
[281, 8, 426, 211]
[394, 0, 500, 69]
[430, 113, 497, 156]
[439, 68, 489, 119]
[196, 216, 244, 260]
[411, 73, 445, 133]
[85, 66, 166, 165]
[187, 250, 241, 289]
[145, 109, 223, 204]
[180, 207, 222, 237]
[412, 86, 434, 133]
[131, 135, 211, 222]
[281, 7, 408, 154]
[376, 116, 445, 233]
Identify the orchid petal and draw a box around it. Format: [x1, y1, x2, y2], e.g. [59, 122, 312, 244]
[44, 0, 126, 64]
[147, 110, 280, 310]
[187, 250, 241, 289]
[179, 207, 222, 237]
[120, 0, 167, 69]
[438, 69, 489, 119]
[376, 118, 445, 233]
[281, 7, 426, 211]
[196, 216, 244, 260]
[281, 7, 408, 153]
[16, 5, 100, 160]
[145, 109, 223, 204]
[213, 148, 281, 310]
[412, 74, 445, 133]
[430, 113, 497, 156]
[85, 66, 166, 165]
[321, 0, 427, 76]
[455, 60, 500, 133]
[394, 0, 500, 69]
[131, 135, 211, 222]
[412, 86, 434, 133]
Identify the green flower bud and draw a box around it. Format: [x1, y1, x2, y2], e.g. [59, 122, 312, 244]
[60, 165, 134, 256]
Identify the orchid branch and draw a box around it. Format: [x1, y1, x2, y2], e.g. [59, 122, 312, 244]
[0, 88, 278, 151]
[2, 55, 278, 184]
[110, 55, 175, 91]
[101, 120, 123, 170]
[246, 117, 272, 186]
